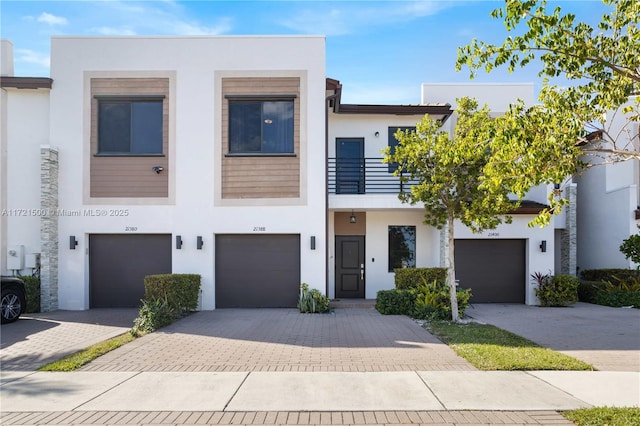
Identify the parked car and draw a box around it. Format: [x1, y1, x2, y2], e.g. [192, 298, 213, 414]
[1, 276, 27, 324]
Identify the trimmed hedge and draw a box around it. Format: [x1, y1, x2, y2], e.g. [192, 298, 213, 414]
[594, 290, 640, 308]
[580, 269, 639, 282]
[394, 267, 447, 290]
[21, 276, 41, 313]
[144, 274, 201, 313]
[375, 289, 417, 315]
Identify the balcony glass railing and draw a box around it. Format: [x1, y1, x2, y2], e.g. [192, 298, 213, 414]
[328, 157, 418, 194]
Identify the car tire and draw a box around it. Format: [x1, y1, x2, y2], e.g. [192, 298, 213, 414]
[1, 287, 25, 324]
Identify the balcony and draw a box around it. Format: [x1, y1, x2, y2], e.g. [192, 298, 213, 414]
[328, 157, 417, 194]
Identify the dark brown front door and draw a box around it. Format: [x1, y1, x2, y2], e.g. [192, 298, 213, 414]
[89, 234, 172, 308]
[335, 236, 365, 298]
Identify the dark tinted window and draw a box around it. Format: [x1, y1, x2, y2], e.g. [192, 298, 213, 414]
[389, 225, 416, 272]
[229, 100, 294, 154]
[98, 100, 162, 154]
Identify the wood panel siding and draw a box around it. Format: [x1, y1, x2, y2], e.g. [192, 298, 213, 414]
[90, 78, 169, 198]
[334, 212, 366, 236]
[221, 77, 301, 199]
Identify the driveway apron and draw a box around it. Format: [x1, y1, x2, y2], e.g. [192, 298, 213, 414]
[80, 308, 475, 372]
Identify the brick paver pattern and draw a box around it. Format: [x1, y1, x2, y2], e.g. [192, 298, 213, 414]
[81, 309, 475, 372]
[0, 410, 574, 425]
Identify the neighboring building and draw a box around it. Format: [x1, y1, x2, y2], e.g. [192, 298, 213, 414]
[2, 37, 563, 310]
[576, 99, 640, 271]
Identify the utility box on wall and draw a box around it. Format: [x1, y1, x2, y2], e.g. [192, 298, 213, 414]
[25, 253, 41, 269]
[7, 245, 25, 270]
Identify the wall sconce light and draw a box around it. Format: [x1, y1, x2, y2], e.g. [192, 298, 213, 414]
[374, 131, 380, 137]
[69, 236, 78, 250]
[197, 236, 204, 250]
[539, 240, 547, 253]
[152, 166, 164, 174]
[176, 235, 183, 249]
[310, 236, 316, 250]
[349, 210, 357, 224]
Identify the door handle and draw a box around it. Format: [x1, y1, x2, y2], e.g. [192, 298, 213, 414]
[360, 264, 364, 280]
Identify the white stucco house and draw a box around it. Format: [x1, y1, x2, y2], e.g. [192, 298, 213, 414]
[2, 36, 564, 310]
[575, 98, 640, 271]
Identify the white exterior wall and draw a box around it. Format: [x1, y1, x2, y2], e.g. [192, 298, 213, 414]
[3, 90, 50, 275]
[49, 36, 326, 310]
[576, 99, 639, 270]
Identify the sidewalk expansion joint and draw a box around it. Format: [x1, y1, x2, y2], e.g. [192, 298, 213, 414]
[71, 371, 142, 411]
[223, 372, 251, 411]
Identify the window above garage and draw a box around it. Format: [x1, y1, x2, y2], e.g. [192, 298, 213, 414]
[95, 96, 164, 156]
[226, 95, 296, 156]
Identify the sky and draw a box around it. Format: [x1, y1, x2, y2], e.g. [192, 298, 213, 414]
[0, 0, 610, 104]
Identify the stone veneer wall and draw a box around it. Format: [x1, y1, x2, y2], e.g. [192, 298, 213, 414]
[40, 146, 58, 311]
[561, 183, 578, 276]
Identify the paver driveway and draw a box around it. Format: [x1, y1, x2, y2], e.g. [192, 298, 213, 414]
[81, 308, 475, 372]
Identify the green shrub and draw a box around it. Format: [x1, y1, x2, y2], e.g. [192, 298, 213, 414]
[413, 280, 471, 320]
[131, 298, 178, 336]
[21, 276, 41, 313]
[594, 290, 640, 308]
[580, 268, 639, 282]
[578, 280, 607, 303]
[298, 283, 330, 313]
[144, 274, 201, 314]
[394, 267, 447, 290]
[620, 231, 640, 265]
[535, 274, 579, 307]
[375, 289, 417, 315]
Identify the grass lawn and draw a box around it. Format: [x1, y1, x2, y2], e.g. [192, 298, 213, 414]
[38, 333, 135, 372]
[563, 407, 640, 425]
[425, 321, 594, 371]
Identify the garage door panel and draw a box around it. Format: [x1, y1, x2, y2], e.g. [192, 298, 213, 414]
[216, 234, 300, 308]
[455, 239, 525, 303]
[89, 234, 172, 308]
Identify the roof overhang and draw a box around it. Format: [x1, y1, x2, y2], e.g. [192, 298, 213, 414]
[1, 77, 53, 90]
[509, 200, 548, 215]
[326, 78, 452, 123]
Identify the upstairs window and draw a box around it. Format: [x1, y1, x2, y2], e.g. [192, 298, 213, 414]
[97, 97, 164, 155]
[388, 225, 416, 272]
[228, 98, 294, 154]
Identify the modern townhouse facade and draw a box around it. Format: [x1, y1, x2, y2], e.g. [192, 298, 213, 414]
[327, 82, 562, 305]
[2, 36, 566, 311]
[2, 36, 327, 310]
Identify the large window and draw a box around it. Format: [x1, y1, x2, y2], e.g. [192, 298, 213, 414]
[229, 99, 294, 154]
[97, 98, 163, 155]
[388, 225, 416, 272]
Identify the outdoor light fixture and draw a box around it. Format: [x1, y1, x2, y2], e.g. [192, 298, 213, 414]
[374, 131, 380, 137]
[151, 166, 164, 174]
[197, 236, 204, 250]
[69, 236, 78, 250]
[540, 240, 547, 253]
[349, 210, 357, 224]
[310, 236, 316, 250]
[176, 235, 183, 249]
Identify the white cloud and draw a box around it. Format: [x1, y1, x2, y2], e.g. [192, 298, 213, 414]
[169, 17, 233, 36]
[37, 12, 68, 26]
[280, 1, 452, 36]
[15, 49, 50, 69]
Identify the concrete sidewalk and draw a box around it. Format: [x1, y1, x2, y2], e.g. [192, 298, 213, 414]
[1, 370, 638, 418]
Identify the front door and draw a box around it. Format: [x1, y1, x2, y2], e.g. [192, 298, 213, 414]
[336, 138, 364, 194]
[335, 236, 365, 298]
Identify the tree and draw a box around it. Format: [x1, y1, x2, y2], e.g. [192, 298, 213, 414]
[456, 0, 640, 221]
[384, 97, 517, 321]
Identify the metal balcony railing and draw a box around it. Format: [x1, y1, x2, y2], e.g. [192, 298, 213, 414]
[328, 157, 418, 194]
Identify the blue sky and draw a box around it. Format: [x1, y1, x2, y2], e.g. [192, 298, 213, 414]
[1, 1, 608, 104]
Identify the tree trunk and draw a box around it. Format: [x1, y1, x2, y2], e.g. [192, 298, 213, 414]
[447, 214, 459, 322]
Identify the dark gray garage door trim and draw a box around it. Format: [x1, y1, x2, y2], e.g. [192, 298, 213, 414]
[454, 239, 526, 304]
[215, 234, 301, 308]
[89, 234, 172, 308]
